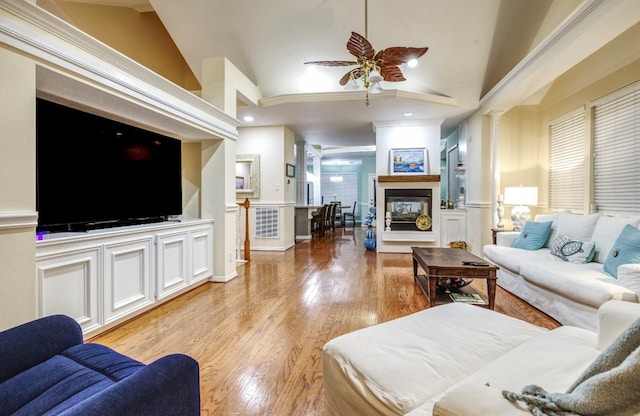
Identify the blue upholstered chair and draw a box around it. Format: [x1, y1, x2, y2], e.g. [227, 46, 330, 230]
[0, 315, 200, 415]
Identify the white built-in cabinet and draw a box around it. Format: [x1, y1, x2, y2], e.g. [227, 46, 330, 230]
[36, 219, 213, 336]
[440, 211, 467, 247]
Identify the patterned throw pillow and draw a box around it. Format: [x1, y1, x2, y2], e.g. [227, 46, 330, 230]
[550, 233, 596, 264]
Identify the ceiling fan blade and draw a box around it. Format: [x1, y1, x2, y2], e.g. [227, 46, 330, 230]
[339, 68, 364, 86]
[346, 32, 375, 60]
[375, 46, 428, 66]
[379, 65, 406, 82]
[304, 60, 357, 67]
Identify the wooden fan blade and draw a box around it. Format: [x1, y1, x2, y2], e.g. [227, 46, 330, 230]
[339, 68, 364, 86]
[304, 60, 357, 67]
[346, 32, 375, 60]
[375, 46, 428, 66]
[379, 65, 405, 82]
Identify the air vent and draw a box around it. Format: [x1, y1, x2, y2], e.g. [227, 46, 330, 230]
[255, 207, 279, 238]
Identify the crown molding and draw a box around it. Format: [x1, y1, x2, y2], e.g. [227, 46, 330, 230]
[0, 0, 238, 141]
[260, 89, 457, 108]
[481, 0, 639, 112]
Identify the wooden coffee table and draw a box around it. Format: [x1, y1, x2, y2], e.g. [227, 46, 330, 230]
[412, 247, 498, 310]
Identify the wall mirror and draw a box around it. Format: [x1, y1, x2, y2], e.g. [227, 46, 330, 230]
[236, 154, 260, 198]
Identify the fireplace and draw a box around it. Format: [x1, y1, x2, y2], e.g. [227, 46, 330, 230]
[385, 189, 432, 231]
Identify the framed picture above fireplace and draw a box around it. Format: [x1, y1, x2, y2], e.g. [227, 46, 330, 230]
[389, 148, 427, 175]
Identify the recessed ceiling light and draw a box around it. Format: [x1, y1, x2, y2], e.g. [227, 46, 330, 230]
[404, 112, 413, 117]
[243, 115, 254, 122]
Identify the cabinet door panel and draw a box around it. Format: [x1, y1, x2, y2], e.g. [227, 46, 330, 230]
[156, 232, 188, 299]
[36, 248, 100, 333]
[190, 226, 213, 283]
[440, 212, 467, 247]
[103, 238, 154, 323]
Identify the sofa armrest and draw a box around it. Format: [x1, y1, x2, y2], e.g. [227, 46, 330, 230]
[433, 382, 530, 416]
[598, 300, 640, 350]
[496, 231, 520, 247]
[0, 315, 82, 383]
[59, 353, 201, 416]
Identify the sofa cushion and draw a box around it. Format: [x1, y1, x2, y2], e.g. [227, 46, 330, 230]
[0, 343, 144, 415]
[603, 224, 640, 278]
[483, 245, 560, 274]
[556, 212, 600, 241]
[431, 326, 600, 416]
[323, 303, 546, 416]
[535, 213, 559, 248]
[591, 215, 640, 264]
[550, 233, 596, 264]
[520, 262, 637, 308]
[617, 264, 640, 302]
[512, 221, 553, 250]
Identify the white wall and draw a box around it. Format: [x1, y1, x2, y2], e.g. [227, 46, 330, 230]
[374, 123, 442, 175]
[237, 126, 295, 251]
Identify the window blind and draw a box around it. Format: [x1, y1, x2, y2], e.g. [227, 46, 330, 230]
[592, 81, 640, 214]
[549, 107, 586, 213]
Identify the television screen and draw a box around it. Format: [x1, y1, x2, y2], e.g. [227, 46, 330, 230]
[36, 98, 182, 232]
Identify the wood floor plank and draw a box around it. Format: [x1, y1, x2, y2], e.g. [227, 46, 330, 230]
[89, 227, 559, 415]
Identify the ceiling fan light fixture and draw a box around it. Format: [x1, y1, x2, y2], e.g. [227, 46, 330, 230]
[345, 76, 360, 90]
[407, 58, 418, 68]
[368, 82, 383, 94]
[368, 69, 383, 84]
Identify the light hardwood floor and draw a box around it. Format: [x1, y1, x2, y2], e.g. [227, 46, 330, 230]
[90, 227, 559, 415]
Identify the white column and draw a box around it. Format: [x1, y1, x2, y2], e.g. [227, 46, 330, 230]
[490, 111, 503, 229]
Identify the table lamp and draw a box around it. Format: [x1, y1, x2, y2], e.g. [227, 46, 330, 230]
[504, 186, 538, 231]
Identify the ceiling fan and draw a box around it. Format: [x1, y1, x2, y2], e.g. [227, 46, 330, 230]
[304, 31, 428, 92]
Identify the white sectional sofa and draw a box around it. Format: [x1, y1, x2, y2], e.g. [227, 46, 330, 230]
[323, 300, 640, 416]
[483, 212, 640, 330]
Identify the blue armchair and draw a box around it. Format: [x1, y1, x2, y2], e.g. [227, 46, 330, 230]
[0, 315, 200, 415]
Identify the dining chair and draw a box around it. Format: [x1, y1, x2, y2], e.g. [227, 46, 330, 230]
[312, 204, 329, 236]
[342, 201, 357, 227]
[333, 201, 342, 229]
[326, 203, 337, 232]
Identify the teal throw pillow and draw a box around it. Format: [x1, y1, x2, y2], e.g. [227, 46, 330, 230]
[512, 221, 553, 251]
[603, 224, 640, 278]
[550, 232, 596, 264]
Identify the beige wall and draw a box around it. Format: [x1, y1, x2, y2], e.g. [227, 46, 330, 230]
[182, 143, 202, 219]
[496, 22, 640, 222]
[0, 48, 37, 330]
[51, 1, 200, 91]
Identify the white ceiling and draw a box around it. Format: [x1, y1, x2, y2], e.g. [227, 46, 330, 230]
[56, 0, 582, 159]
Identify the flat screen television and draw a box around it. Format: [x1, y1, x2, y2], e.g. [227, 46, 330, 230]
[36, 98, 182, 233]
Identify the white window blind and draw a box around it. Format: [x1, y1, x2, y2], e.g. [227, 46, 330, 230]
[592, 81, 640, 214]
[549, 107, 586, 213]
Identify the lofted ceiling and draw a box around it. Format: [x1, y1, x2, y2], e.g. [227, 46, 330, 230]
[52, 0, 583, 160]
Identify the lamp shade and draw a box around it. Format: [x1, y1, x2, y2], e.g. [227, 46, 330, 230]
[503, 186, 538, 206]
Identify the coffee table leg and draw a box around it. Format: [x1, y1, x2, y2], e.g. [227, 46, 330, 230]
[487, 276, 497, 310]
[412, 256, 418, 282]
[428, 275, 437, 307]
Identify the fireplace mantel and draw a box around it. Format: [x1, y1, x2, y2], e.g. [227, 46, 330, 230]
[378, 174, 440, 183]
